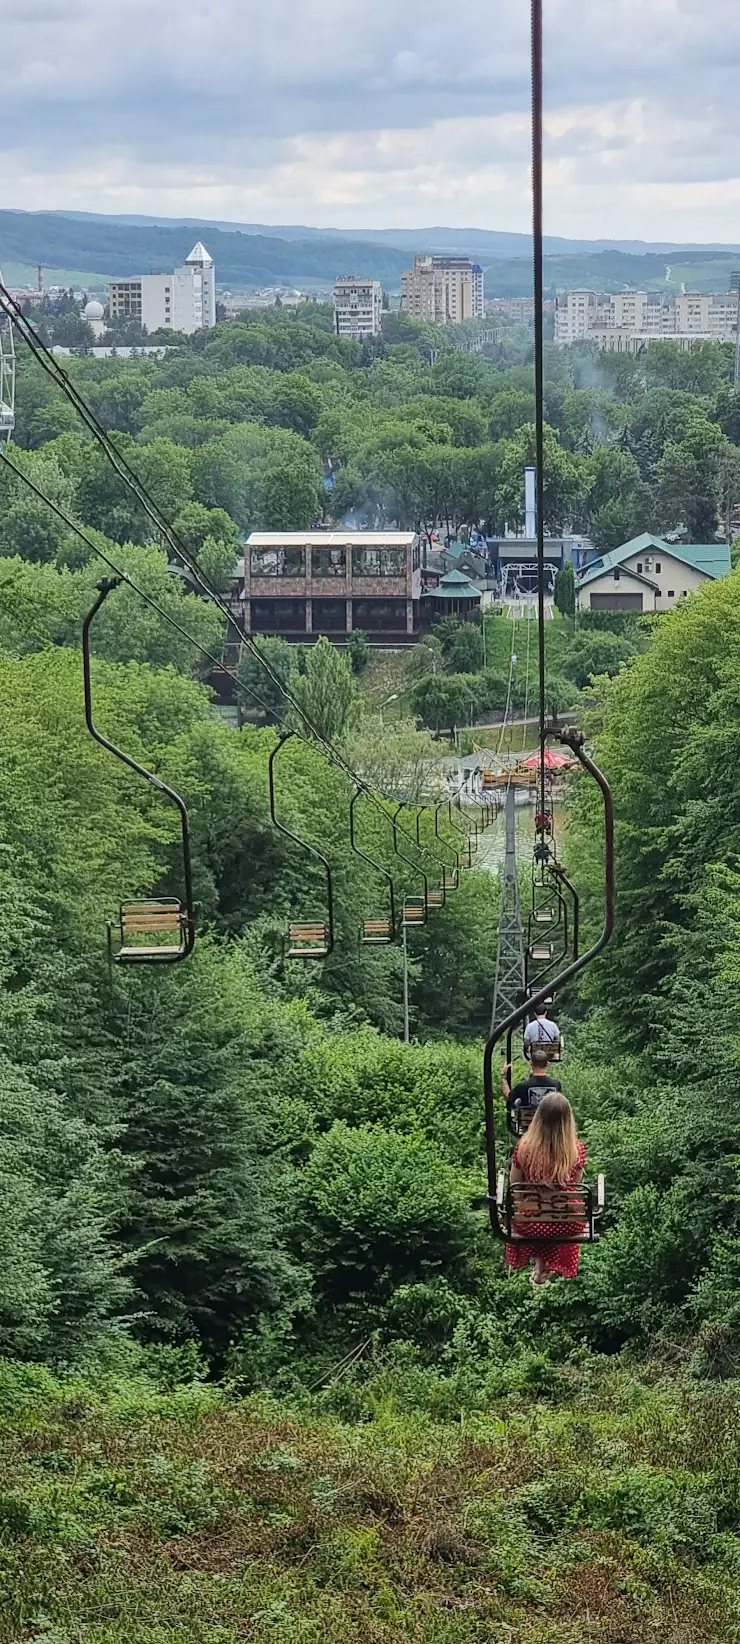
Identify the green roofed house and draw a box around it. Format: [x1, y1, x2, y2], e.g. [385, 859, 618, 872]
[576, 533, 731, 614]
[422, 567, 482, 622]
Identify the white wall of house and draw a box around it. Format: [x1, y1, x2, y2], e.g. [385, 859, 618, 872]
[620, 549, 710, 609]
[578, 549, 713, 612]
[577, 571, 657, 613]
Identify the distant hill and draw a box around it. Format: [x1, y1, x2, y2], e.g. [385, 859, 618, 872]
[0, 212, 409, 290]
[1, 210, 739, 297]
[43, 210, 740, 261]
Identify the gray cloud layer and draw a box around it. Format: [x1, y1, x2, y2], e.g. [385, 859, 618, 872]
[3, 0, 740, 235]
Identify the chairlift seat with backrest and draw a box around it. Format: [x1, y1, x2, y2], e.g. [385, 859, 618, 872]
[361, 918, 393, 944]
[110, 899, 190, 963]
[402, 897, 427, 926]
[287, 921, 332, 959]
[496, 1171, 605, 1244]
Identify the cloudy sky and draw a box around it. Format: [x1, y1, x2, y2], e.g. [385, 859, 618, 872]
[3, 0, 740, 239]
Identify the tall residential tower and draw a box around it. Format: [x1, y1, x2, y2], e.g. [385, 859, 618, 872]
[401, 255, 484, 324]
[333, 276, 383, 339]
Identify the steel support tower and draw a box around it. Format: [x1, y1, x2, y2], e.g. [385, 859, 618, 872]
[491, 782, 525, 1031]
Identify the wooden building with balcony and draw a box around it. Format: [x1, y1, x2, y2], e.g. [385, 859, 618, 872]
[243, 531, 422, 645]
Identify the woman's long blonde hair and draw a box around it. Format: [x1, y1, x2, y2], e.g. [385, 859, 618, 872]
[517, 1093, 579, 1186]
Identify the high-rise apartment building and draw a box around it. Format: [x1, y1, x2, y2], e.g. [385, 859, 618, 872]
[108, 243, 216, 335]
[401, 255, 484, 325]
[333, 276, 383, 339]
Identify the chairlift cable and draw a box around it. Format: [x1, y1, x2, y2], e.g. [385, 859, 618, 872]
[531, 0, 548, 834]
[0, 444, 469, 883]
[496, 614, 518, 761]
[0, 284, 430, 806]
[0, 290, 473, 872]
[0, 446, 280, 722]
[521, 601, 532, 753]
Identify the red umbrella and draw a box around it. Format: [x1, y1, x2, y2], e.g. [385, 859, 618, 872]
[519, 749, 574, 770]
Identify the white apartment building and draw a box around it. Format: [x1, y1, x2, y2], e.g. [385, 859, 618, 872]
[674, 291, 739, 339]
[333, 276, 383, 339]
[108, 243, 216, 335]
[401, 255, 485, 325]
[554, 289, 598, 342]
[555, 286, 738, 349]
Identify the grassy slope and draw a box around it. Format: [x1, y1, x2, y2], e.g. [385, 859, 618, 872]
[2, 1361, 739, 1643]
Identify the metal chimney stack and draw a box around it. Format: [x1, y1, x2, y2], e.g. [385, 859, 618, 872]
[524, 466, 537, 538]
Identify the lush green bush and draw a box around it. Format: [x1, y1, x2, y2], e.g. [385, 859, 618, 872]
[292, 1121, 476, 1303]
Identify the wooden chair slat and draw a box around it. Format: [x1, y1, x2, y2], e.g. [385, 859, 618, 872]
[118, 944, 184, 959]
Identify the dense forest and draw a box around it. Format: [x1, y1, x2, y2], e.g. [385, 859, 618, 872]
[2, 306, 740, 1640]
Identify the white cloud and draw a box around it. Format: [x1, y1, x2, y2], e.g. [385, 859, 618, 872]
[1, 0, 740, 238]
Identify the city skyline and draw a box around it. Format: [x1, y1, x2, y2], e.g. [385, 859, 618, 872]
[3, 2, 740, 241]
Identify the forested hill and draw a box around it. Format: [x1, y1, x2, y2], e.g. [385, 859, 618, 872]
[0, 211, 409, 288]
[4, 207, 740, 292]
[4, 307, 740, 1638]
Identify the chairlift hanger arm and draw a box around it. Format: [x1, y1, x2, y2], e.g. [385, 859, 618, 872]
[391, 803, 429, 895]
[447, 783, 475, 865]
[268, 731, 335, 956]
[483, 726, 614, 1240]
[548, 860, 580, 959]
[413, 803, 452, 882]
[82, 576, 195, 961]
[349, 788, 396, 935]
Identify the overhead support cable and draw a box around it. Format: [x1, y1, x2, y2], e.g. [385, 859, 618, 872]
[0, 437, 444, 874]
[531, 0, 548, 832]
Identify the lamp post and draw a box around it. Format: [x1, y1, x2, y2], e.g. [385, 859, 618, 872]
[378, 692, 399, 726]
[417, 642, 438, 674]
[402, 923, 410, 1043]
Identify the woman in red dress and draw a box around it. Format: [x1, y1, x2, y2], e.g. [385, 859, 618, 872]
[505, 1092, 587, 1283]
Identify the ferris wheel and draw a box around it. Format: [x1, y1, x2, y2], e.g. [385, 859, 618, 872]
[0, 274, 15, 442]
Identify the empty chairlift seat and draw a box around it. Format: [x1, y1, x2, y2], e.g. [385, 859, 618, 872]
[402, 897, 427, 927]
[287, 921, 331, 959]
[109, 900, 191, 963]
[427, 886, 445, 909]
[361, 918, 394, 945]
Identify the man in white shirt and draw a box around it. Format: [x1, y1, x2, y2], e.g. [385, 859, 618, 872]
[523, 1002, 561, 1055]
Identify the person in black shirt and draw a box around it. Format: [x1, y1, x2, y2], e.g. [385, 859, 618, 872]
[501, 1045, 562, 1116]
